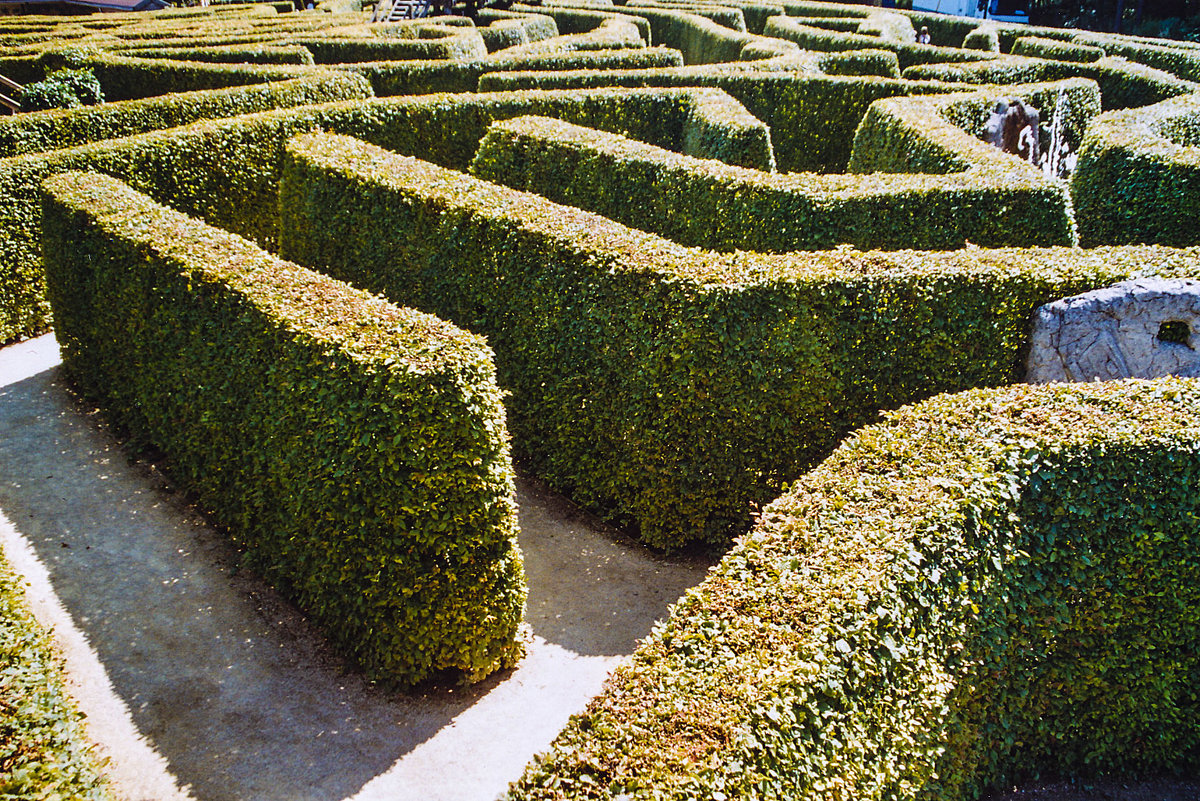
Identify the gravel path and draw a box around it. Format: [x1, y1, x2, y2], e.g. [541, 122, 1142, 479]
[0, 334, 714, 801]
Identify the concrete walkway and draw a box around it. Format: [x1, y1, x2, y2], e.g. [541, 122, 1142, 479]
[0, 334, 713, 801]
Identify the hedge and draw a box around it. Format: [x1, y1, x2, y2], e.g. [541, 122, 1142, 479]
[475, 67, 959, 172]
[110, 42, 316, 65]
[0, 71, 370, 158]
[507, 379, 1200, 799]
[902, 54, 1195, 111]
[961, 23, 999, 53]
[0, 557, 112, 800]
[1072, 91, 1200, 247]
[604, 5, 799, 63]
[41, 170, 526, 686]
[478, 8, 560, 41]
[626, 1, 749, 34]
[34, 47, 321, 102]
[278, 130, 1200, 547]
[0, 85, 769, 342]
[627, 0, 785, 35]
[494, 18, 647, 58]
[1071, 30, 1200, 83]
[337, 46, 684, 96]
[1011, 35, 1104, 64]
[848, 77, 1096, 184]
[510, 4, 653, 44]
[295, 26, 490, 63]
[762, 15, 994, 70]
[818, 48, 900, 78]
[469, 81, 1084, 252]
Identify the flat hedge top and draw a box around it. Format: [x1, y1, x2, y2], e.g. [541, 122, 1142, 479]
[44, 169, 487, 372]
[290, 130, 1200, 288]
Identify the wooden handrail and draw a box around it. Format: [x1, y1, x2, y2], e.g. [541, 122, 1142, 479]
[0, 74, 21, 95]
[0, 92, 19, 114]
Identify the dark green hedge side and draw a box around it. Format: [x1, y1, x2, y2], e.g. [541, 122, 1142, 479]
[476, 66, 957, 172]
[0, 86, 766, 343]
[0, 71, 369, 158]
[1011, 35, 1104, 63]
[507, 379, 1200, 799]
[469, 101, 1077, 250]
[278, 131, 1200, 547]
[1072, 92, 1200, 247]
[0, 558, 112, 800]
[41, 170, 526, 686]
[902, 55, 1194, 111]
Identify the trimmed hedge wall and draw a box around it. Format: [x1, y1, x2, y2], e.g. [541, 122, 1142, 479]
[337, 46, 684, 96]
[35, 47, 321, 102]
[278, 131, 1200, 547]
[1072, 91, 1200, 247]
[605, 5, 799, 63]
[111, 42, 316, 65]
[0, 557, 112, 800]
[507, 379, 1200, 799]
[1071, 30, 1200, 83]
[0, 85, 768, 342]
[848, 78, 1096, 180]
[469, 81, 1084, 251]
[494, 18, 647, 58]
[41, 170, 526, 686]
[1011, 35, 1104, 64]
[475, 66, 958, 172]
[763, 15, 993, 70]
[0, 71, 370, 158]
[902, 54, 1195, 111]
[296, 27, 490, 63]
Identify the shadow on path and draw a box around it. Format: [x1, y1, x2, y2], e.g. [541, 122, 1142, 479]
[0, 335, 714, 801]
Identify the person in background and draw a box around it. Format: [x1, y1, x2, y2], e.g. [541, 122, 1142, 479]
[917, 26, 931, 44]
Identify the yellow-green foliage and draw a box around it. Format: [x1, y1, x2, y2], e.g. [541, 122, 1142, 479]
[1072, 91, 1200, 246]
[278, 130, 1200, 547]
[0, 70, 368, 157]
[295, 23, 489, 62]
[338, 46, 684, 96]
[509, 379, 1200, 799]
[470, 78, 1088, 251]
[1071, 29, 1200, 82]
[961, 23, 998, 52]
[763, 14, 992, 70]
[475, 66, 962, 172]
[0, 559, 111, 800]
[41, 170, 526, 686]
[903, 53, 1195, 110]
[0, 85, 763, 343]
[1012, 35, 1104, 63]
[588, 3, 799, 63]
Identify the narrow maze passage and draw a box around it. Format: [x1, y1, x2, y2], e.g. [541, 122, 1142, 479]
[0, 335, 713, 801]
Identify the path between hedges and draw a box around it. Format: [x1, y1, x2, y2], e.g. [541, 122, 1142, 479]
[0, 334, 715, 801]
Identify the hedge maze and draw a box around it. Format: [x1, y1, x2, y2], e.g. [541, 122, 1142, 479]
[0, 0, 1198, 798]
